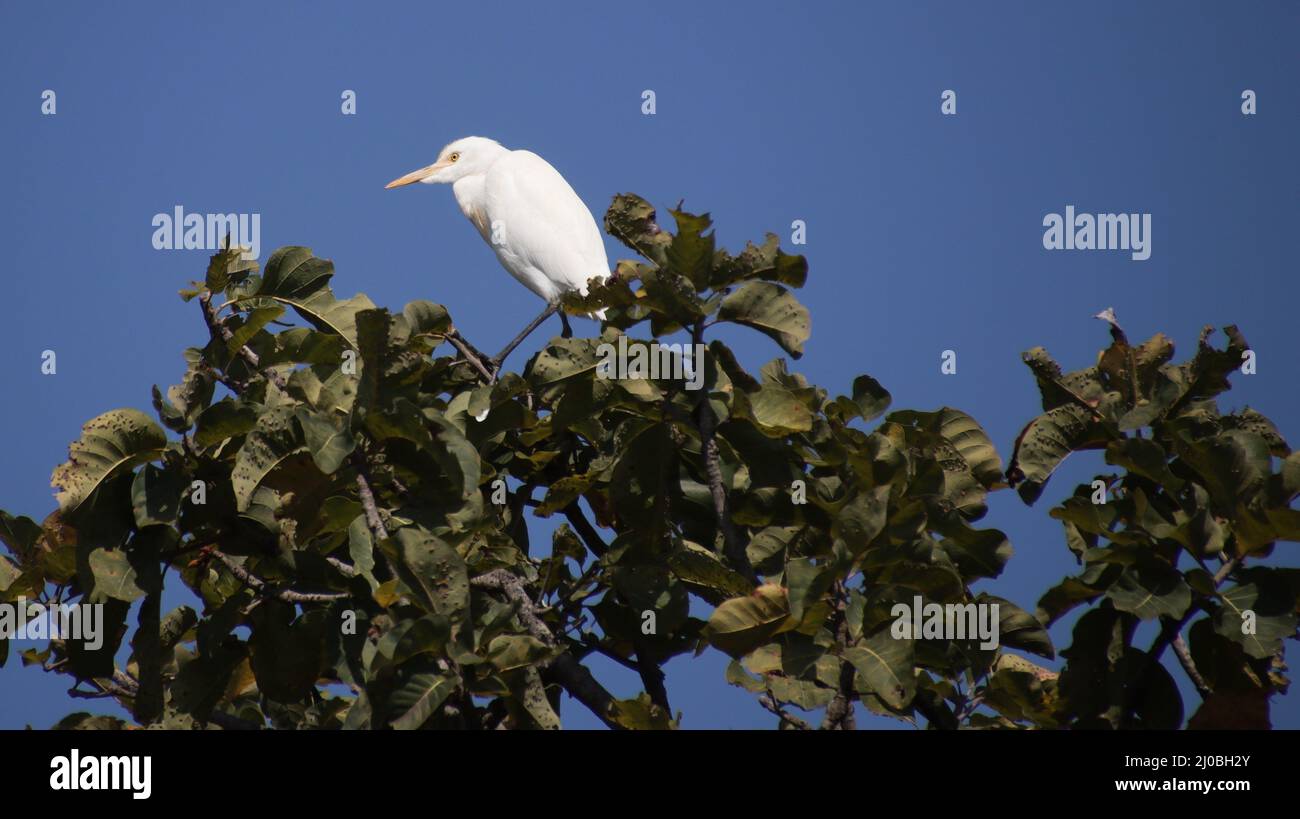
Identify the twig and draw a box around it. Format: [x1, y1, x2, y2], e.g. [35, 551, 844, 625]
[1213, 555, 1241, 585]
[1172, 633, 1212, 699]
[759, 693, 811, 730]
[692, 323, 756, 585]
[1127, 554, 1242, 722]
[210, 549, 348, 604]
[821, 585, 857, 730]
[326, 556, 359, 577]
[471, 570, 554, 644]
[441, 330, 495, 383]
[472, 569, 625, 730]
[352, 452, 390, 541]
[199, 292, 287, 390]
[112, 669, 139, 693]
[633, 634, 671, 713]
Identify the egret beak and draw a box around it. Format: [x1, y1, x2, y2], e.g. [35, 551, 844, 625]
[385, 162, 445, 189]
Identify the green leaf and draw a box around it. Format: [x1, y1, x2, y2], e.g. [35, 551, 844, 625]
[890, 408, 1004, 490]
[231, 406, 305, 512]
[607, 692, 675, 729]
[766, 675, 836, 710]
[733, 381, 813, 437]
[249, 601, 327, 703]
[711, 234, 808, 289]
[604, 194, 671, 265]
[1007, 404, 1110, 504]
[843, 628, 916, 710]
[640, 266, 705, 324]
[784, 558, 833, 622]
[380, 614, 451, 667]
[834, 375, 892, 423]
[487, 635, 551, 671]
[226, 305, 285, 358]
[402, 300, 452, 336]
[1214, 570, 1298, 659]
[87, 548, 145, 602]
[52, 409, 167, 515]
[718, 282, 810, 359]
[259, 246, 334, 299]
[131, 463, 185, 528]
[1173, 430, 1271, 516]
[52, 713, 130, 730]
[0, 512, 43, 563]
[394, 528, 470, 622]
[194, 399, 260, 448]
[388, 672, 455, 730]
[702, 584, 793, 659]
[667, 541, 755, 604]
[205, 244, 258, 293]
[665, 208, 715, 291]
[295, 409, 356, 475]
[528, 337, 601, 386]
[1106, 563, 1192, 621]
[152, 348, 214, 433]
[977, 594, 1054, 659]
[0, 554, 21, 596]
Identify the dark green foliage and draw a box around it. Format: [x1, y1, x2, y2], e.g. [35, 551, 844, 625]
[0, 201, 1293, 730]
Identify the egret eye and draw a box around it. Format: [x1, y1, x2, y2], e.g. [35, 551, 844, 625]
[449, 152, 460, 162]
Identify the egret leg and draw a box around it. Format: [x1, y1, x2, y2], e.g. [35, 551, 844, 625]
[560, 311, 573, 339]
[492, 302, 560, 373]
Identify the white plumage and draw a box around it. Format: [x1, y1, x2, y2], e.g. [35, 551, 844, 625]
[387, 137, 609, 313]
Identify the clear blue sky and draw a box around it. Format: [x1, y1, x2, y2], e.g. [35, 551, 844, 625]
[1, 1, 1296, 729]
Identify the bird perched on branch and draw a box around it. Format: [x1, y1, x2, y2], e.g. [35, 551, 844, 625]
[386, 136, 609, 368]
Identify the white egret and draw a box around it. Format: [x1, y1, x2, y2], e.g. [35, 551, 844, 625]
[386, 136, 609, 368]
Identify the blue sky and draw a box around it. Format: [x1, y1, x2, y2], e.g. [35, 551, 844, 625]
[1, 0, 1296, 729]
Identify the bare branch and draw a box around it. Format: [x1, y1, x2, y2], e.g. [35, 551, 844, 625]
[759, 693, 811, 730]
[210, 548, 348, 604]
[471, 570, 554, 644]
[1173, 633, 1212, 699]
[441, 330, 495, 383]
[352, 452, 390, 541]
[692, 322, 757, 585]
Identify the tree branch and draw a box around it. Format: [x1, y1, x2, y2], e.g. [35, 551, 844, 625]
[759, 693, 811, 730]
[199, 292, 286, 390]
[546, 653, 623, 730]
[210, 548, 349, 604]
[633, 635, 671, 713]
[440, 330, 495, 384]
[692, 322, 757, 585]
[821, 585, 857, 730]
[1127, 554, 1241, 722]
[1172, 633, 1212, 699]
[562, 501, 608, 558]
[472, 569, 625, 730]
[352, 452, 390, 542]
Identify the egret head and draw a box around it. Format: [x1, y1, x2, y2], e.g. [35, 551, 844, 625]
[385, 136, 506, 188]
